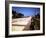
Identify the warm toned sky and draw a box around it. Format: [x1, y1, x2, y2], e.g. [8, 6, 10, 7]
[12, 7, 40, 16]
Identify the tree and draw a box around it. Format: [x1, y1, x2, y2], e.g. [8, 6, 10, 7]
[30, 13, 40, 30]
[17, 13, 24, 18]
[12, 10, 24, 18]
[12, 10, 16, 18]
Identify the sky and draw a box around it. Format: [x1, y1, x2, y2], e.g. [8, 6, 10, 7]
[12, 7, 40, 16]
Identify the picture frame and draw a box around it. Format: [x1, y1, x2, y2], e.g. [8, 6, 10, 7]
[5, 1, 45, 37]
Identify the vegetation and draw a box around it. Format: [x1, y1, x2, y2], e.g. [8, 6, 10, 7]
[12, 10, 24, 18]
[30, 13, 40, 30]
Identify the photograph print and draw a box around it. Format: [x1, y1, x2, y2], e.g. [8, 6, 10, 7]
[12, 7, 40, 31]
[6, 1, 45, 37]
